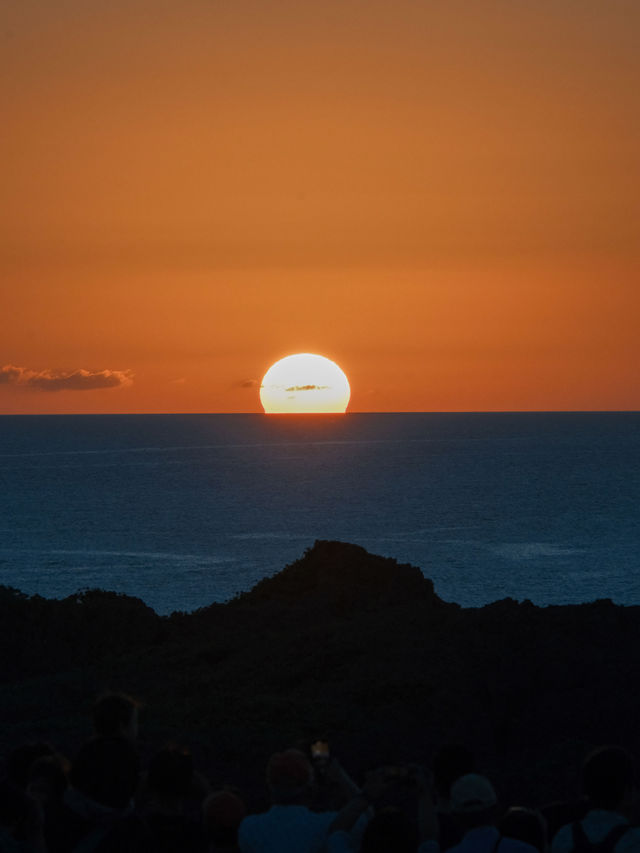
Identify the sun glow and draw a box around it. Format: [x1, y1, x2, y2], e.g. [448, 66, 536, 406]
[260, 353, 351, 414]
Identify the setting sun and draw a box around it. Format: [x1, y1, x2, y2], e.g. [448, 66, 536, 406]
[260, 354, 350, 414]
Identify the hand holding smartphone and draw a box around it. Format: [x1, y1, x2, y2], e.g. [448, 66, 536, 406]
[310, 740, 330, 764]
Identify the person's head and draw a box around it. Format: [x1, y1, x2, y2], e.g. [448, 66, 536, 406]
[361, 808, 417, 853]
[147, 747, 194, 802]
[500, 807, 548, 853]
[27, 754, 69, 806]
[92, 692, 139, 740]
[582, 746, 636, 811]
[203, 790, 246, 850]
[71, 735, 140, 810]
[266, 749, 314, 804]
[451, 774, 498, 831]
[433, 744, 476, 804]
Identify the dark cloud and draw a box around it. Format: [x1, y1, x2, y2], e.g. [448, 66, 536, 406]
[0, 364, 133, 392]
[285, 385, 329, 392]
[0, 365, 22, 385]
[236, 378, 259, 389]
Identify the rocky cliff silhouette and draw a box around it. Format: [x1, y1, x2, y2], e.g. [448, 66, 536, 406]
[1, 541, 638, 807]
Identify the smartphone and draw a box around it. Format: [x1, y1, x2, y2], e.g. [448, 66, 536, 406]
[310, 740, 330, 761]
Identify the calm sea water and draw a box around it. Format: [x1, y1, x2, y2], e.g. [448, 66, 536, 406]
[0, 413, 638, 614]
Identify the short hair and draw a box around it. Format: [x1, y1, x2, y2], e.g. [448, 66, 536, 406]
[71, 736, 140, 809]
[582, 746, 635, 810]
[203, 790, 246, 847]
[92, 692, 137, 738]
[266, 750, 313, 803]
[28, 755, 69, 800]
[500, 807, 547, 853]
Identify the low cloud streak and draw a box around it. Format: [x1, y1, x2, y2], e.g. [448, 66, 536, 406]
[0, 364, 133, 392]
[285, 384, 329, 392]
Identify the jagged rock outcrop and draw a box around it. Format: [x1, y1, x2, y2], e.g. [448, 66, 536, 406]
[238, 540, 442, 611]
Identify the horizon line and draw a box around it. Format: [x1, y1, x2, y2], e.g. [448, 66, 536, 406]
[1, 409, 639, 417]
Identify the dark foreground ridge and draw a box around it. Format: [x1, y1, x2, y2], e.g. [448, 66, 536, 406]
[1, 540, 639, 806]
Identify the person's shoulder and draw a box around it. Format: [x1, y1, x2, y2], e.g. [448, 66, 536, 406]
[239, 808, 271, 825]
[237, 810, 269, 853]
[289, 806, 336, 835]
[616, 824, 640, 852]
[238, 809, 269, 837]
[309, 807, 337, 824]
[551, 821, 575, 853]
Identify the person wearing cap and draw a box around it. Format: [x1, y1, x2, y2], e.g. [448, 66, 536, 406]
[447, 774, 538, 853]
[238, 748, 366, 853]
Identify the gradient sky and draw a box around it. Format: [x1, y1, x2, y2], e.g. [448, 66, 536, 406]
[2, 0, 638, 413]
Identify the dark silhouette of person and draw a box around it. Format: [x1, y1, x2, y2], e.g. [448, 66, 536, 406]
[203, 790, 247, 852]
[551, 746, 640, 853]
[44, 735, 149, 852]
[501, 807, 548, 853]
[141, 746, 208, 852]
[447, 774, 538, 853]
[27, 754, 69, 812]
[238, 748, 365, 852]
[92, 692, 140, 741]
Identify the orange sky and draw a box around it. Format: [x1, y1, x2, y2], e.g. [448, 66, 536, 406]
[2, 0, 638, 413]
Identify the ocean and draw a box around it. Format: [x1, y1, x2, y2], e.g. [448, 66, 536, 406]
[0, 412, 638, 615]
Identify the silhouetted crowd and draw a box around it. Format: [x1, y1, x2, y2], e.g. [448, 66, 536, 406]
[1, 692, 639, 852]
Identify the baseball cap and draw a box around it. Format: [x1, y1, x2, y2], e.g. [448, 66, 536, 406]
[450, 774, 497, 813]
